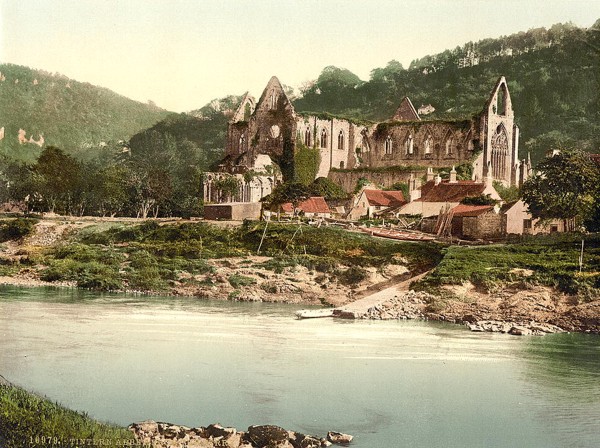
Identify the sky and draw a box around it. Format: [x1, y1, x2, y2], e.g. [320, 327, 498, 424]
[1, 0, 599, 112]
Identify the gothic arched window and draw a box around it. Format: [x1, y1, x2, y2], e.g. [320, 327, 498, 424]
[239, 134, 245, 152]
[305, 128, 312, 146]
[384, 136, 393, 155]
[424, 134, 433, 154]
[320, 128, 328, 148]
[338, 130, 345, 150]
[405, 135, 413, 154]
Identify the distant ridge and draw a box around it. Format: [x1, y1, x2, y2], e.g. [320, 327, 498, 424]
[0, 63, 172, 162]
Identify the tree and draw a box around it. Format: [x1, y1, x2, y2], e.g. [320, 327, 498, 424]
[35, 146, 81, 214]
[521, 149, 600, 225]
[262, 182, 311, 214]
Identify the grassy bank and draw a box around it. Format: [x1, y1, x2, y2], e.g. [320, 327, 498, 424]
[21, 220, 444, 293]
[0, 380, 133, 448]
[416, 233, 600, 301]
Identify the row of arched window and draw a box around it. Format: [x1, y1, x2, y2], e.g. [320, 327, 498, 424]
[383, 134, 460, 156]
[303, 128, 346, 150]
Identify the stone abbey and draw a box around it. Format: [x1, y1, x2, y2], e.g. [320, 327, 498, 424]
[203, 75, 528, 204]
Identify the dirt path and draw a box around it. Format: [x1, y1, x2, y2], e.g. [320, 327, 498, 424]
[335, 271, 431, 317]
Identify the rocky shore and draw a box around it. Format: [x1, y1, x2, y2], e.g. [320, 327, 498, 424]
[129, 421, 353, 448]
[341, 286, 600, 335]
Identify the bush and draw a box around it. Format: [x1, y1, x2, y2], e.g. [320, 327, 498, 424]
[228, 274, 256, 288]
[337, 265, 368, 285]
[0, 218, 38, 242]
[126, 266, 167, 291]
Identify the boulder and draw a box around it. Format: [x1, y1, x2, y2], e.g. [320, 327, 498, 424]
[244, 425, 289, 447]
[327, 431, 353, 444]
[509, 326, 532, 336]
[206, 423, 236, 439]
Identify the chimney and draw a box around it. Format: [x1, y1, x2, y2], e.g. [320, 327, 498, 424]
[484, 171, 494, 189]
[409, 174, 422, 202]
[449, 166, 457, 183]
[434, 174, 442, 186]
[426, 167, 434, 182]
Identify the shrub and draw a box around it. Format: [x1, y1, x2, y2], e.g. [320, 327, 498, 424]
[337, 265, 368, 285]
[0, 218, 38, 242]
[126, 266, 166, 291]
[228, 274, 256, 288]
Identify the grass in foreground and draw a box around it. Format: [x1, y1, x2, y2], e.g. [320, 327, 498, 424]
[416, 233, 600, 301]
[30, 220, 445, 292]
[0, 382, 134, 448]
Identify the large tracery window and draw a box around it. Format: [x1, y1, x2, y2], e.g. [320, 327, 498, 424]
[338, 130, 345, 150]
[320, 128, 328, 148]
[491, 124, 509, 180]
[384, 136, 393, 155]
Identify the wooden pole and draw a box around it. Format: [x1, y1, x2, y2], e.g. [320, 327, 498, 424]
[257, 220, 268, 254]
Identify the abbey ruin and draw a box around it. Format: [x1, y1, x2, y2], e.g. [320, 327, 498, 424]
[203, 75, 529, 204]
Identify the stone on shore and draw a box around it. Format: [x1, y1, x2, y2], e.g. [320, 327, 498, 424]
[327, 431, 354, 444]
[129, 421, 352, 447]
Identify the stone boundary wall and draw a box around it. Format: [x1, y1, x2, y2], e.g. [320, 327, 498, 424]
[328, 169, 425, 193]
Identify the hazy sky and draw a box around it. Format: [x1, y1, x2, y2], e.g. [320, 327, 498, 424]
[1, 0, 599, 112]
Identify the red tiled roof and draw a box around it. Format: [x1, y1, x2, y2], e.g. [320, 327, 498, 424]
[364, 190, 406, 207]
[451, 204, 495, 217]
[418, 180, 486, 203]
[281, 197, 331, 214]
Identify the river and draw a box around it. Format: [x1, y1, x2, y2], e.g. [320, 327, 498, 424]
[1, 286, 599, 447]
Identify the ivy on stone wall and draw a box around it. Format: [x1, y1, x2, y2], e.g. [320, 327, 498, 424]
[331, 164, 427, 174]
[374, 118, 475, 137]
[293, 141, 321, 185]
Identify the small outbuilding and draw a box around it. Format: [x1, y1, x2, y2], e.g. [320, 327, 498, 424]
[347, 189, 406, 220]
[281, 196, 331, 218]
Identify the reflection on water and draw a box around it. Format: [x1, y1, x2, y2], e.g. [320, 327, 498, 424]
[1, 286, 599, 448]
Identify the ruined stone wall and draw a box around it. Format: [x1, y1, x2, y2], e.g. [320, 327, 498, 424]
[328, 169, 424, 193]
[363, 120, 480, 170]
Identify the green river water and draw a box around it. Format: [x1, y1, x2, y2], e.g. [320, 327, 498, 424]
[0, 286, 599, 447]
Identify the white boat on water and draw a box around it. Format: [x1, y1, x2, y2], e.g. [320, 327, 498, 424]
[295, 309, 335, 319]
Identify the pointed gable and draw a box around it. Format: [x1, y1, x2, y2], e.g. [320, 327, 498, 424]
[392, 97, 420, 121]
[485, 76, 513, 118]
[230, 92, 256, 123]
[255, 76, 295, 115]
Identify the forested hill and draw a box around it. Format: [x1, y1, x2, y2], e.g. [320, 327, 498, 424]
[127, 95, 243, 173]
[294, 20, 600, 163]
[0, 63, 171, 163]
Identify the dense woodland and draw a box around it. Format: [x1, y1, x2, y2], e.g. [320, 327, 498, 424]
[0, 20, 598, 219]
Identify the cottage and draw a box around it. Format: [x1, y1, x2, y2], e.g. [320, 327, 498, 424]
[502, 200, 568, 235]
[399, 168, 501, 218]
[451, 204, 503, 239]
[281, 196, 331, 219]
[347, 189, 406, 220]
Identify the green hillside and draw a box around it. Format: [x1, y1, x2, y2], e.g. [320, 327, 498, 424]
[0, 63, 171, 163]
[293, 20, 600, 164]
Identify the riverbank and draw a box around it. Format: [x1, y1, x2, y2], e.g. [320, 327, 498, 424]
[0, 375, 134, 447]
[0, 216, 598, 334]
[0, 376, 353, 448]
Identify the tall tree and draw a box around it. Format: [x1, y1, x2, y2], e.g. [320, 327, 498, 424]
[521, 149, 600, 225]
